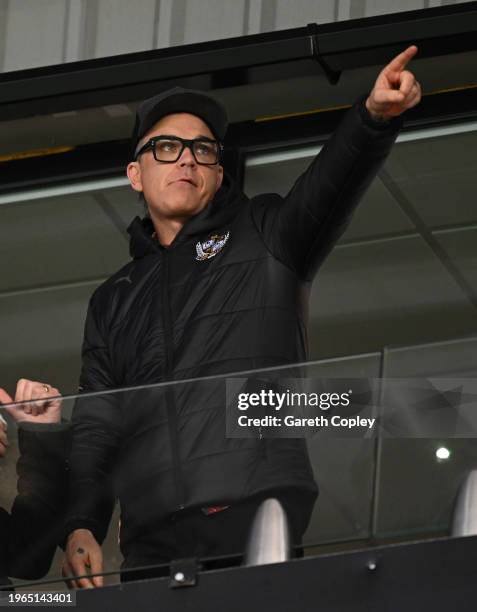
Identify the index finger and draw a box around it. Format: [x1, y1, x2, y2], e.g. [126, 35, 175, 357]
[386, 45, 418, 72]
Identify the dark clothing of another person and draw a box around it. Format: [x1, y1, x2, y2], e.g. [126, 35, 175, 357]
[66, 97, 403, 564]
[0, 423, 70, 588]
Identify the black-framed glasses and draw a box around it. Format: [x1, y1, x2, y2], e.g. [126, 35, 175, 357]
[135, 135, 223, 165]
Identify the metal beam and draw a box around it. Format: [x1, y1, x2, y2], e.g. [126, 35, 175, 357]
[1, 2, 477, 121]
[379, 168, 477, 312]
[93, 192, 130, 242]
[0, 277, 106, 299]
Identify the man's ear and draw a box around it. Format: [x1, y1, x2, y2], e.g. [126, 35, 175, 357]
[127, 161, 143, 193]
[216, 165, 224, 191]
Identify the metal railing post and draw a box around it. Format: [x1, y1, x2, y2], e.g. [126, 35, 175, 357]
[244, 498, 291, 566]
[451, 470, 477, 537]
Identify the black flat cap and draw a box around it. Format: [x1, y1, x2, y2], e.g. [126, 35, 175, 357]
[131, 87, 228, 158]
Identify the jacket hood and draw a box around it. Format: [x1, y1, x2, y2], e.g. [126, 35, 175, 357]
[127, 172, 247, 259]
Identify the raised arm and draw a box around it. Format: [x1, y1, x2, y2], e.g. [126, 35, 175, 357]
[252, 46, 421, 281]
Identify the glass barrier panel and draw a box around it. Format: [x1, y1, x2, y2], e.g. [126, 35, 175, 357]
[373, 337, 477, 540]
[1, 349, 476, 593]
[0, 359, 380, 591]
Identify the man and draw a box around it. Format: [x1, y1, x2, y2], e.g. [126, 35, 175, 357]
[63, 46, 421, 586]
[0, 384, 69, 587]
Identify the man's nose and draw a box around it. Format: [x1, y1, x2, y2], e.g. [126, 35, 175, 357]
[178, 144, 197, 166]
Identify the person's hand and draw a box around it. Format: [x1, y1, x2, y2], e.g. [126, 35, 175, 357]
[0, 415, 8, 458]
[63, 529, 104, 589]
[0, 379, 62, 424]
[366, 45, 421, 121]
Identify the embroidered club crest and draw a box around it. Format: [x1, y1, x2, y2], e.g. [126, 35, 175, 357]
[196, 231, 230, 261]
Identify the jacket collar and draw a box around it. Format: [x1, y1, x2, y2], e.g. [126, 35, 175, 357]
[127, 173, 247, 259]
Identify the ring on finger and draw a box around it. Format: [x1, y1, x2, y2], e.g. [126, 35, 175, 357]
[42, 384, 51, 393]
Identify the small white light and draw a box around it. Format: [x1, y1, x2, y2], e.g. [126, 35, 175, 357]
[436, 447, 451, 460]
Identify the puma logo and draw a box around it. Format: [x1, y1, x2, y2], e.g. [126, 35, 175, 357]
[115, 274, 132, 284]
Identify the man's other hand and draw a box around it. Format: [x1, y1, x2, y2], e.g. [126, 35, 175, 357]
[366, 45, 421, 121]
[0, 380, 62, 423]
[63, 529, 104, 589]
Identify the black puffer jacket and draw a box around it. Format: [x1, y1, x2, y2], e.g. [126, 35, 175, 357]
[66, 98, 402, 558]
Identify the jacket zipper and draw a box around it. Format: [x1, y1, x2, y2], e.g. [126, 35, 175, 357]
[161, 249, 186, 510]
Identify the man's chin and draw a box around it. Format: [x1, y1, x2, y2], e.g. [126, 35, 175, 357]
[150, 199, 206, 219]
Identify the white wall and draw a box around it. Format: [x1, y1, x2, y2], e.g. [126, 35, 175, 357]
[0, 0, 470, 72]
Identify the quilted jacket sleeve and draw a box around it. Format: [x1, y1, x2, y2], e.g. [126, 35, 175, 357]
[64, 292, 121, 544]
[251, 96, 403, 281]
